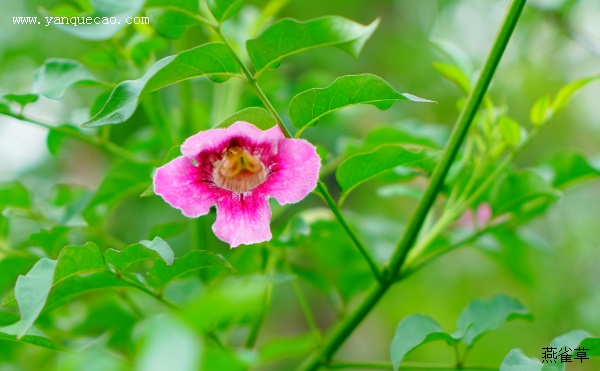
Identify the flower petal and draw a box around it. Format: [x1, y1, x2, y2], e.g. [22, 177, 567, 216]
[181, 121, 284, 159]
[154, 156, 222, 217]
[263, 138, 321, 204]
[213, 193, 272, 248]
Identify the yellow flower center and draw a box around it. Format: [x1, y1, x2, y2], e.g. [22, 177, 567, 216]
[213, 146, 267, 193]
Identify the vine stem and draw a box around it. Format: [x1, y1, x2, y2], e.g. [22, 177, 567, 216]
[298, 0, 527, 369]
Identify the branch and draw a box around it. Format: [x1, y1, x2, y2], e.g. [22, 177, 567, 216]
[298, 0, 527, 369]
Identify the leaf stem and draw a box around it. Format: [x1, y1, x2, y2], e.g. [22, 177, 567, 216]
[119, 275, 181, 312]
[298, 0, 526, 369]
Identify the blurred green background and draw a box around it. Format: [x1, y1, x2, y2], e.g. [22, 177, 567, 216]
[1, 0, 600, 370]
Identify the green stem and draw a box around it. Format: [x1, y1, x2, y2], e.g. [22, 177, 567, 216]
[292, 278, 322, 343]
[401, 217, 512, 279]
[213, 27, 293, 138]
[245, 245, 273, 348]
[4, 113, 153, 165]
[119, 275, 181, 311]
[317, 182, 383, 282]
[298, 1, 526, 369]
[385, 0, 526, 279]
[245, 282, 273, 348]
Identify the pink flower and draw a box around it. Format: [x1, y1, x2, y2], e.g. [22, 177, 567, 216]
[153, 122, 321, 248]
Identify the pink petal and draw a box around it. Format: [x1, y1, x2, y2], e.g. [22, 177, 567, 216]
[263, 138, 321, 204]
[181, 121, 284, 159]
[212, 193, 272, 248]
[154, 156, 222, 217]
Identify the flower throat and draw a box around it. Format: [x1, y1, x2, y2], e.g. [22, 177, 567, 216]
[213, 146, 266, 193]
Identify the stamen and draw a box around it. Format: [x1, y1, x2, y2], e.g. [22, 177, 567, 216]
[213, 146, 267, 193]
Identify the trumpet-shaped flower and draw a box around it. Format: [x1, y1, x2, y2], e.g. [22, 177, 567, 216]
[153, 122, 320, 247]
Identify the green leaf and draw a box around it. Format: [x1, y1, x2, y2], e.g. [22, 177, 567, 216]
[550, 329, 591, 350]
[54, 243, 105, 284]
[541, 330, 593, 371]
[246, 16, 380, 77]
[105, 237, 175, 273]
[32, 59, 103, 100]
[44, 272, 133, 311]
[148, 250, 235, 290]
[289, 74, 432, 136]
[3, 243, 106, 306]
[530, 95, 551, 126]
[83, 43, 241, 127]
[551, 75, 600, 114]
[500, 349, 542, 371]
[491, 170, 560, 215]
[454, 294, 531, 347]
[579, 337, 600, 357]
[0, 323, 63, 351]
[336, 144, 436, 203]
[390, 314, 456, 370]
[544, 151, 600, 189]
[147, 0, 201, 39]
[2, 94, 38, 107]
[432, 61, 470, 94]
[498, 115, 521, 147]
[13, 258, 57, 338]
[41, 0, 145, 41]
[0, 182, 31, 210]
[207, 0, 244, 22]
[216, 107, 276, 130]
